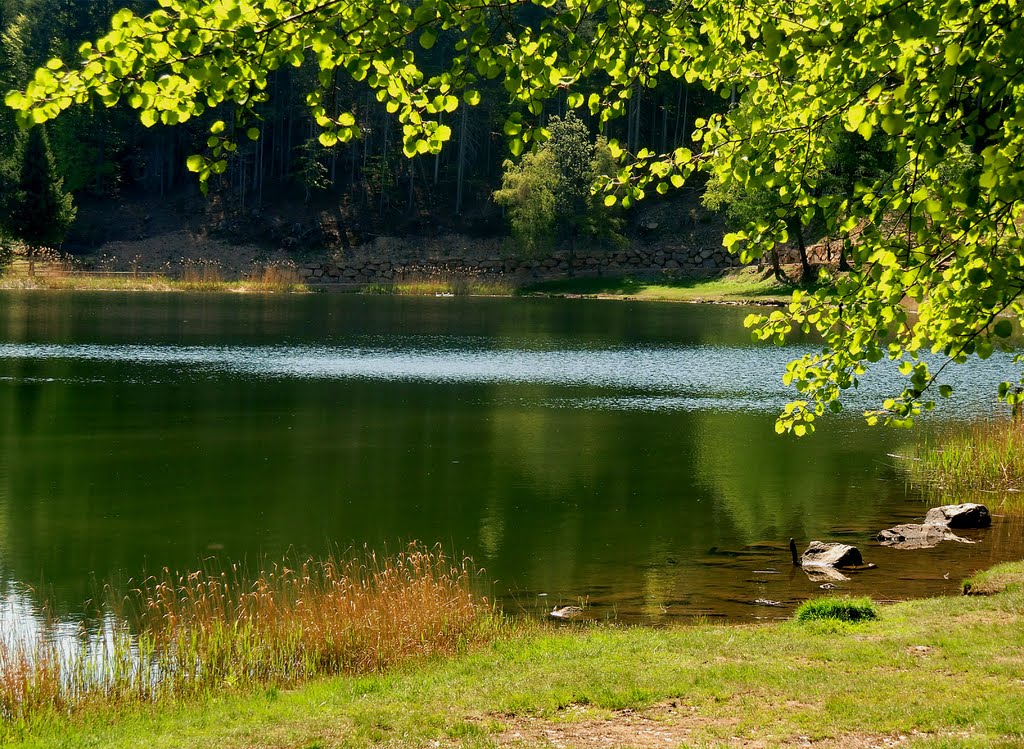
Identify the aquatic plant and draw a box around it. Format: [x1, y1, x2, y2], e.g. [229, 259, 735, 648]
[0, 545, 500, 725]
[910, 418, 1024, 504]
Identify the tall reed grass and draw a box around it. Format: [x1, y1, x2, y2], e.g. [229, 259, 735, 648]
[242, 261, 304, 291]
[909, 418, 1024, 510]
[0, 545, 500, 726]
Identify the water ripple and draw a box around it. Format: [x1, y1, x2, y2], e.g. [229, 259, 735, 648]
[0, 341, 1018, 415]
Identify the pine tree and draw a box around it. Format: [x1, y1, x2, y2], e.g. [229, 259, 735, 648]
[12, 125, 76, 256]
[0, 6, 29, 244]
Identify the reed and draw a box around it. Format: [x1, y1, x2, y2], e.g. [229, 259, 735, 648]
[241, 262, 305, 292]
[909, 418, 1024, 510]
[0, 545, 501, 726]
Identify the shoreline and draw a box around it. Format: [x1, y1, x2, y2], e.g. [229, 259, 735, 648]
[5, 560, 1022, 748]
[0, 266, 799, 306]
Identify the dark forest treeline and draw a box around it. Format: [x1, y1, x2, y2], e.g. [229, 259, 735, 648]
[0, 0, 721, 250]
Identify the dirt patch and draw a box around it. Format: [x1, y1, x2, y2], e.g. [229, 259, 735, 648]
[484, 703, 954, 749]
[489, 702, 733, 748]
[789, 732, 941, 748]
[905, 645, 934, 657]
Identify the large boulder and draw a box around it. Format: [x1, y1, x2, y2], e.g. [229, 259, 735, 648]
[924, 503, 992, 529]
[801, 541, 863, 569]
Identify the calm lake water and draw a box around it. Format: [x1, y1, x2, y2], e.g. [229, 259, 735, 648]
[0, 291, 1022, 628]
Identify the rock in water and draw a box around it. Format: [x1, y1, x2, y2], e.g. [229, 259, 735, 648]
[876, 523, 949, 549]
[804, 566, 850, 582]
[549, 605, 584, 620]
[801, 541, 863, 569]
[924, 503, 992, 529]
[876, 523, 975, 549]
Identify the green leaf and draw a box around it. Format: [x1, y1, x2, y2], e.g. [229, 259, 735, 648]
[186, 154, 203, 173]
[419, 29, 437, 50]
[845, 103, 866, 132]
[994, 319, 1013, 338]
[464, 90, 480, 106]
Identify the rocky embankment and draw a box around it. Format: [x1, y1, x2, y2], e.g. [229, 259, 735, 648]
[298, 244, 744, 284]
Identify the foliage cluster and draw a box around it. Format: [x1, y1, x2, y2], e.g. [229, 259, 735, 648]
[0, 0, 712, 242]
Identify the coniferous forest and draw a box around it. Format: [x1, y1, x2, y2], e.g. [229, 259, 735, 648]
[0, 0, 721, 254]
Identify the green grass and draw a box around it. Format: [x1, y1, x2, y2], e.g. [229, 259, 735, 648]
[520, 266, 799, 304]
[793, 595, 879, 623]
[962, 561, 1024, 596]
[5, 562, 1024, 748]
[907, 418, 1024, 512]
[361, 277, 515, 296]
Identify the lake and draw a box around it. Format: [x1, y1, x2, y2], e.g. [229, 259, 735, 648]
[1, 291, 1021, 629]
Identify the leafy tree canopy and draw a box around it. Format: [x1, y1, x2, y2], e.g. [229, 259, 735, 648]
[495, 112, 619, 253]
[5, 0, 1024, 435]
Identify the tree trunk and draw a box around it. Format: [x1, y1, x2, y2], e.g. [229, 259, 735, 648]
[839, 238, 852, 272]
[794, 222, 811, 281]
[769, 246, 785, 282]
[455, 105, 468, 215]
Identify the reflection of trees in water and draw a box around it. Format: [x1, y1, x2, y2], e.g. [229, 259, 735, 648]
[693, 412, 910, 544]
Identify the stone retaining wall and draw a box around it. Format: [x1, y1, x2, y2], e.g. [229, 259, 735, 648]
[298, 244, 744, 284]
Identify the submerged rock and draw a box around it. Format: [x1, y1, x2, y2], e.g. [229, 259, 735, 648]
[876, 523, 949, 549]
[801, 541, 864, 569]
[549, 605, 585, 620]
[804, 566, 850, 583]
[924, 503, 992, 529]
[876, 523, 974, 550]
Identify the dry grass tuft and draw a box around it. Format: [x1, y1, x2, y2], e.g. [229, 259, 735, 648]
[242, 261, 304, 291]
[0, 545, 501, 725]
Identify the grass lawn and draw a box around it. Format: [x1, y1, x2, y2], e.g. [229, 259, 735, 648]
[7, 563, 1023, 749]
[520, 267, 799, 305]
